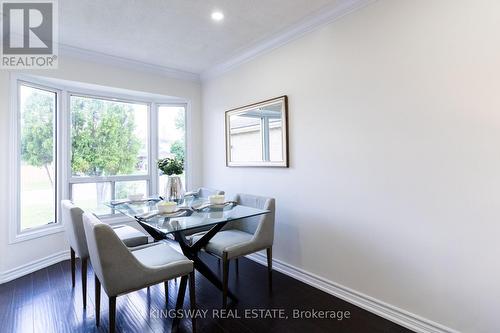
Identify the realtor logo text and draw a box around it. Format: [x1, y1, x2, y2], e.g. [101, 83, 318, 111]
[1, 0, 58, 69]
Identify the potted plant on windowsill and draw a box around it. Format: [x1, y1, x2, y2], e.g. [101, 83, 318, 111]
[157, 157, 184, 202]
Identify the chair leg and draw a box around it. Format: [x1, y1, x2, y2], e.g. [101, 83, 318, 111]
[222, 252, 229, 308]
[175, 276, 188, 309]
[164, 281, 169, 307]
[109, 296, 116, 333]
[188, 271, 196, 331]
[266, 247, 273, 290]
[95, 275, 101, 326]
[70, 247, 76, 288]
[173, 275, 188, 327]
[81, 258, 88, 309]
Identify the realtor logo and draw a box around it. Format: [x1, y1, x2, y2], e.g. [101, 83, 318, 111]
[1, 0, 58, 68]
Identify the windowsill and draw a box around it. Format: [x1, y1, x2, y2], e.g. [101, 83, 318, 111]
[9, 224, 65, 244]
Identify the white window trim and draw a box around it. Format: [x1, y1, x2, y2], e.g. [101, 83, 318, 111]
[9, 73, 192, 243]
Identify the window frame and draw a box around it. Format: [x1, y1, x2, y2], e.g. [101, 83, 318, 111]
[9, 79, 64, 243]
[9, 73, 190, 243]
[67, 93, 153, 218]
[156, 103, 189, 194]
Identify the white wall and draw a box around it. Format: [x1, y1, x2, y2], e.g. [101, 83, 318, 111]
[0, 55, 202, 275]
[202, 1, 500, 332]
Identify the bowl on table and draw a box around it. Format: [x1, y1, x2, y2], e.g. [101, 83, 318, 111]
[209, 194, 225, 205]
[158, 201, 177, 214]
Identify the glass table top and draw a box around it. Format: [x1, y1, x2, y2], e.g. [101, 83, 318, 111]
[106, 196, 269, 235]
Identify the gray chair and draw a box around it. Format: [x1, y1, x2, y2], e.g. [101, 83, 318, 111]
[185, 187, 224, 199]
[191, 193, 275, 307]
[61, 200, 149, 308]
[83, 213, 195, 333]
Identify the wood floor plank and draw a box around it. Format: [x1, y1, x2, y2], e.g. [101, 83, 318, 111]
[45, 262, 85, 333]
[7, 273, 34, 333]
[0, 280, 15, 328]
[2, 256, 414, 333]
[67, 259, 109, 333]
[32, 267, 50, 297]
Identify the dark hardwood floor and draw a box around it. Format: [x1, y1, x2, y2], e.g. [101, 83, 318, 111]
[0, 251, 414, 333]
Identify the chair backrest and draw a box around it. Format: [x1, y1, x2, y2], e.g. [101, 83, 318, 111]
[82, 213, 144, 296]
[197, 187, 225, 198]
[61, 200, 88, 258]
[231, 194, 275, 248]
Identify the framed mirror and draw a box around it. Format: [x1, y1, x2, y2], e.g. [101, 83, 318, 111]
[225, 96, 289, 167]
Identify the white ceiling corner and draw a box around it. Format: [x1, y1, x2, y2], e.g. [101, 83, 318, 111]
[58, 0, 376, 82]
[59, 44, 201, 82]
[200, 0, 377, 81]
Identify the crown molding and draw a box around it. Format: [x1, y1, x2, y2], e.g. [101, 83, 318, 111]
[201, 0, 377, 81]
[36, 0, 375, 83]
[59, 44, 200, 82]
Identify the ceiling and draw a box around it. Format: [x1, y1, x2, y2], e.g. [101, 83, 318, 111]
[60, 0, 339, 74]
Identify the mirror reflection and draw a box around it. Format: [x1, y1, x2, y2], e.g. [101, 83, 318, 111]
[226, 96, 288, 167]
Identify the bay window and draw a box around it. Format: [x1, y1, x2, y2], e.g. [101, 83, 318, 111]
[10, 75, 188, 242]
[69, 95, 150, 216]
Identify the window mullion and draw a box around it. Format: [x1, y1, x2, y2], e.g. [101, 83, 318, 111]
[12, 76, 190, 233]
[111, 180, 116, 200]
[150, 102, 159, 196]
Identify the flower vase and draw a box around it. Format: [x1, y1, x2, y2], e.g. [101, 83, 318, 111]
[165, 175, 184, 202]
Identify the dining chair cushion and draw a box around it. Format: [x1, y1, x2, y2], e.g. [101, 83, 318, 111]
[132, 243, 191, 271]
[191, 229, 254, 259]
[62, 200, 149, 260]
[83, 213, 193, 296]
[196, 194, 275, 261]
[114, 225, 149, 247]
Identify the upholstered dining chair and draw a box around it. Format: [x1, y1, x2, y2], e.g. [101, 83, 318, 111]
[83, 213, 195, 333]
[191, 193, 275, 307]
[61, 200, 149, 308]
[185, 187, 224, 199]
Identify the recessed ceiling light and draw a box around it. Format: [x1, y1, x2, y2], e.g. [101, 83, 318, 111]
[211, 11, 224, 22]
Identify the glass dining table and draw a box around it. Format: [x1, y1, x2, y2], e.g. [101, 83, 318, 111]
[106, 195, 269, 303]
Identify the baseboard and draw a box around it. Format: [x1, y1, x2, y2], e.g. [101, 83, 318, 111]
[0, 248, 459, 333]
[246, 253, 459, 333]
[0, 250, 70, 284]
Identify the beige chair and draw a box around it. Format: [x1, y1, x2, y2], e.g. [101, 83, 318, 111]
[83, 213, 195, 333]
[61, 200, 149, 308]
[191, 193, 275, 307]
